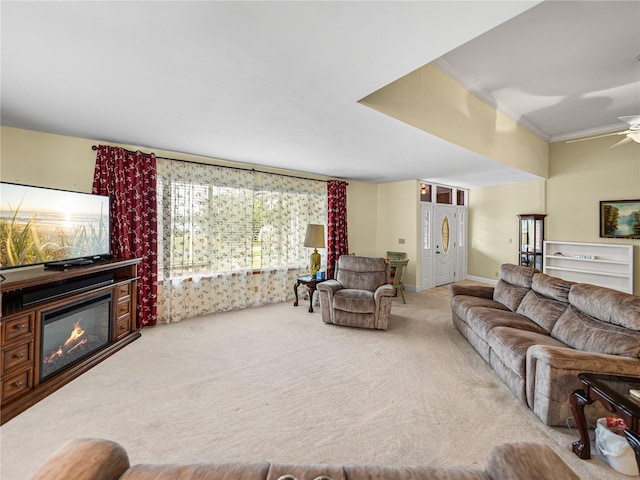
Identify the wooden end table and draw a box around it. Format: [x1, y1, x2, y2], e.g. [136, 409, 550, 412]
[570, 373, 640, 470]
[293, 275, 326, 313]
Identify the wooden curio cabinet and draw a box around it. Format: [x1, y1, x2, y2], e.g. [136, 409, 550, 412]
[518, 214, 546, 270]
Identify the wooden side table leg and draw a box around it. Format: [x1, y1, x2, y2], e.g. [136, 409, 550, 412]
[570, 389, 592, 459]
[308, 286, 315, 312]
[294, 280, 301, 306]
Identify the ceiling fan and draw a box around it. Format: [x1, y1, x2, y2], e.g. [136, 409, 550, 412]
[566, 115, 640, 146]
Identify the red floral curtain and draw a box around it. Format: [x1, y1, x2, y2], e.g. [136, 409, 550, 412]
[326, 180, 349, 279]
[92, 145, 158, 327]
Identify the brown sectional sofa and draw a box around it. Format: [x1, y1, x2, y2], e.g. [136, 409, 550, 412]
[450, 263, 640, 427]
[31, 438, 580, 480]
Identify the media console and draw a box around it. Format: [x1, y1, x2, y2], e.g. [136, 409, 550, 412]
[0, 258, 141, 424]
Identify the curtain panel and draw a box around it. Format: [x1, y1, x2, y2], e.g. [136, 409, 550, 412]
[156, 159, 327, 323]
[92, 145, 158, 327]
[326, 180, 349, 279]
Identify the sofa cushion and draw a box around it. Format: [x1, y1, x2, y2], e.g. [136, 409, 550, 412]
[551, 305, 640, 357]
[500, 263, 537, 288]
[467, 307, 546, 340]
[336, 256, 387, 292]
[493, 280, 530, 312]
[532, 273, 573, 302]
[516, 290, 568, 333]
[344, 464, 489, 479]
[488, 327, 567, 378]
[486, 443, 580, 480]
[267, 464, 345, 480]
[123, 463, 270, 479]
[451, 296, 509, 323]
[569, 283, 640, 331]
[333, 289, 375, 313]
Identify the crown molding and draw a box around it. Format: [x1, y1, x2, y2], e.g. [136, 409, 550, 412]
[432, 57, 551, 141]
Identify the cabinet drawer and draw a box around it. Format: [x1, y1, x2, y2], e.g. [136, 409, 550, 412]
[2, 340, 34, 373]
[2, 368, 33, 403]
[2, 313, 35, 343]
[116, 317, 131, 338]
[116, 300, 131, 318]
[116, 283, 131, 299]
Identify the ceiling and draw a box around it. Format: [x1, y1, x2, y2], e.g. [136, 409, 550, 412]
[2, 1, 639, 188]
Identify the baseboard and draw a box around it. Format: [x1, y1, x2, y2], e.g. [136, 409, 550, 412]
[465, 275, 497, 286]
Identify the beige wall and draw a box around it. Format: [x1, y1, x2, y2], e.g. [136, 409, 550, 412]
[547, 136, 640, 295]
[467, 180, 546, 281]
[375, 180, 419, 286]
[467, 137, 640, 295]
[359, 64, 549, 178]
[3, 126, 638, 295]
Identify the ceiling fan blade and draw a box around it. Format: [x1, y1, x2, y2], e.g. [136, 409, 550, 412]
[609, 136, 633, 148]
[619, 115, 640, 127]
[565, 130, 629, 143]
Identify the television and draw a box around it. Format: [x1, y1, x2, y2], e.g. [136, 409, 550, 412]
[0, 182, 111, 270]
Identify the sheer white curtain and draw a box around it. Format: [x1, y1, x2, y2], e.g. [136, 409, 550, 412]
[156, 159, 327, 323]
[254, 173, 326, 305]
[156, 160, 254, 322]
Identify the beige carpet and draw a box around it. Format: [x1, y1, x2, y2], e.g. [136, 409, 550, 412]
[0, 284, 627, 479]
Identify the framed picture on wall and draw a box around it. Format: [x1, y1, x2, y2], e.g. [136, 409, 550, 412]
[600, 199, 640, 238]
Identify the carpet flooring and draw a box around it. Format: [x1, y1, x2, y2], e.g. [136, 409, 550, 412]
[0, 284, 627, 479]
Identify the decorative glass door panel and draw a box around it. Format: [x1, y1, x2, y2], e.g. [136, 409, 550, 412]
[436, 206, 456, 286]
[518, 214, 546, 270]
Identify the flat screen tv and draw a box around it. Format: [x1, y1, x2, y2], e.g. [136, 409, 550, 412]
[0, 182, 110, 270]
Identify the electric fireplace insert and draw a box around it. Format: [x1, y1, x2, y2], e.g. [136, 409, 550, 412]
[40, 293, 112, 382]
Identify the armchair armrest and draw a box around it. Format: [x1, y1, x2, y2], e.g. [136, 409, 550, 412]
[374, 283, 394, 300]
[317, 279, 342, 295]
[449, 283, 494, 299]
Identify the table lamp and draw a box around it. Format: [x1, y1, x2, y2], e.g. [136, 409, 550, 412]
[304, 224, 325, 276]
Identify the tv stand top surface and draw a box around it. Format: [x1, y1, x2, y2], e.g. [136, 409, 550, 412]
[0, 258, 141, 295]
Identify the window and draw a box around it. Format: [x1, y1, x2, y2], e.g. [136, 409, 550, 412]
[420, 183, 432, 202]
[157, 160, 326, 280]
[436, 186, 452, 204]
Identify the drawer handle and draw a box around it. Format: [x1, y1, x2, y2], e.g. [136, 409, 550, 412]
[14, 382, 23, 388]
[15, 353, 24, 359]
[16, 323, 26, 330]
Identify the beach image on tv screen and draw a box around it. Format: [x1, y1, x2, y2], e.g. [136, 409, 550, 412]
[0, 183, 110, 268]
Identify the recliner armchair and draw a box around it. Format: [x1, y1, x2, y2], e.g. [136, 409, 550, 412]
[317, 256, 394, 330]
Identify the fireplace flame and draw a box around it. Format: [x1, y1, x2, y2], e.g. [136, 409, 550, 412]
[44, 321, 87, 364]
[63, 322, 85, 346]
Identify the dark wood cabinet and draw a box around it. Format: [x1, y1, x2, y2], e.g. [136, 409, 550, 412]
[0, 258, 141, 424]
[518, 214, 546, 270]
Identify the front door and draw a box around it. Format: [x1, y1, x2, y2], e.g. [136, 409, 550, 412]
[435, 205, 456, 286]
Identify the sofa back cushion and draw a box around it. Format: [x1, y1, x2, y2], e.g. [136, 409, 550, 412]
[532, 273, 573, 302]
[493, 264, 536, 312]
[514, 273, 572, 332]
[336, 256, 387, 292]
[551, 305, 640, 357]
[569, 283, 640, 331]
[516, 291, 568, 333]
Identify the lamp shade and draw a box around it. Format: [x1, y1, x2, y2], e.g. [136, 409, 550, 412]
[304, 224, 325, 248]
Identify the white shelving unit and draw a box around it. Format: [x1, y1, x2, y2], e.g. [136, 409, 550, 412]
[543, 241, 633, 294]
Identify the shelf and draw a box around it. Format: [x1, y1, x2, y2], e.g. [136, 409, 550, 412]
[543, 241, 633, 294]
[544, 255, 629, 265]
[544, 265, 629, 278]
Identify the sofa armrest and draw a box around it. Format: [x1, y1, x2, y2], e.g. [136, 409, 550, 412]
[486, 443, 579, 480]
[449, 284, 494, 299]
[528, 344, 640, 373]
[526, 344, 640, 425]
[30, 438, 130, 480]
